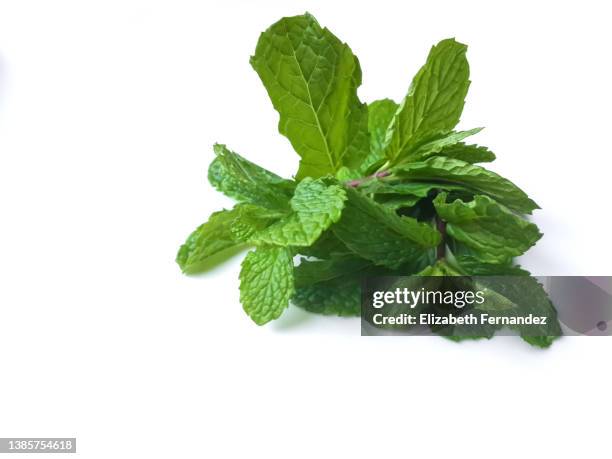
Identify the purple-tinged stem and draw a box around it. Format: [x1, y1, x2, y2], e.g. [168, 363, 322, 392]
[435, 214, 446, 260]
[346, 170, 391, 188]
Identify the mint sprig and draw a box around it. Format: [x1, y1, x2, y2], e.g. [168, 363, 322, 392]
[177, 13, 561, 347]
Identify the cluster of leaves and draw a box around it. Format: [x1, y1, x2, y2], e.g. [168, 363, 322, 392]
[177, 13, 561, 347]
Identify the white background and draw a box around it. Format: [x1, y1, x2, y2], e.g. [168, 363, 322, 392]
[0, 0, 610, 457]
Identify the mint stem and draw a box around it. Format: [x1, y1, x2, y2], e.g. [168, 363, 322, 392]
[435, 213, 446, 260]
[346, 170, 390, 187]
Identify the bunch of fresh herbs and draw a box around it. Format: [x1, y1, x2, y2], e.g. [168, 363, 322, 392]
[177, 13, 561, 347]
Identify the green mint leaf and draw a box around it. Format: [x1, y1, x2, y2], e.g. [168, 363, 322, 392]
[293, 275, 361, 317]
[436, 321, 501, 342]
[522, 335, 559, 348]
[384, 39, 470, 164]
[177, 204, 282, 274]
[250, 177, 347, 246]
[407, 128, 483, 162]
[208, 144, 295, 210]
[296, 257, 428, 320]
[294, 256, 371, 288]
[239, 246, 295, 325]
[422, 259, 464, 276]
[360, 98, 399, 173]
[334, 166, 362, 181]
[413, 261, 554, 342]
[473, 275, 562, 347]
[359, 179, 467, 197]
[358, 178, 467, 210]
[417, 263, 447, 276]
[447, 241, 530, 276]
[376, 194, 423, 210]
[332, 187, 440, 268]
[250, 13, 369, 180]
[437, 142, 496, 164]
[374, 262, 464, 334]
[394, 156, 539, 214]
[434, 192, 542, 264]
[296, 231, 353, 259]
[388, 261, 502, 340]
[455, 256, 530, 276]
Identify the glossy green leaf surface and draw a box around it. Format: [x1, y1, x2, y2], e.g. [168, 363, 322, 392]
[384, 39, 470, 164]
[250, 177, 346, 246]
[177, 204, 281, 274]
[239, 246, 295, 325]
[208, 144, 295, 210]
[394, 157, 539, 213]
[434, 192, 542, 264]
[332, 187, 440, 268]
[251, 13, 369, 179]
